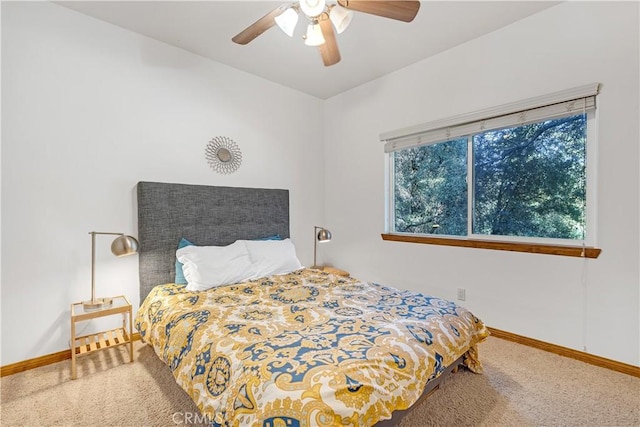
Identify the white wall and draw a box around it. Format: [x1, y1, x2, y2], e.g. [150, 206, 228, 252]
[323, 1, 640, 366]
[1, 2, 324, 365]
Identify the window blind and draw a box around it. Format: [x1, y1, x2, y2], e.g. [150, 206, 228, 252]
[382, 83, 599, 153]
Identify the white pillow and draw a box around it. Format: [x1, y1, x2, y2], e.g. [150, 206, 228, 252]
[242, 238, 303, 279]
[176, 240, 253, 291]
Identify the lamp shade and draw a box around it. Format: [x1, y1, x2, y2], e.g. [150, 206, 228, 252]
[275, 7, 299, 37]
[317, 228, 332, 242]
[304, 21, 325, 46]
[329, 4, 353, 34]
[111, 235, 139, 257]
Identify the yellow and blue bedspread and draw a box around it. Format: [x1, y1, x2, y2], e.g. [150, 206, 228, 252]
[135, 268, 489, 426]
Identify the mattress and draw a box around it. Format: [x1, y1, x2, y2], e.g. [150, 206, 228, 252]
[135, 268, 489, 426]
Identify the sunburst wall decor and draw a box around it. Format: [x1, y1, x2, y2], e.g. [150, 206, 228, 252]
[205, 136, 242, 174]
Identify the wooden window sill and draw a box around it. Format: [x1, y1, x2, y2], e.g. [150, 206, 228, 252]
[381, 233, 601, 259]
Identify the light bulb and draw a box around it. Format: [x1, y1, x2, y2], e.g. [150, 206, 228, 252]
[299, 0, 326, 17]
[275, 8, 299, 37]
[304, 21, 325, 46]
[329, 4, 353, 34]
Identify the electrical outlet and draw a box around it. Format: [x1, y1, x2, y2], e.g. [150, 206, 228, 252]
[457, 288, 466, 301]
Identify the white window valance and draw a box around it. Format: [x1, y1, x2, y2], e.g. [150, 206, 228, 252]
[381, 83, 600, 153]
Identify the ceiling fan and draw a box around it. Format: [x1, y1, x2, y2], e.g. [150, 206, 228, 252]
[232, 0, 421, 67]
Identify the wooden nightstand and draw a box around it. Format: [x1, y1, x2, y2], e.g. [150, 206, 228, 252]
[70, 295, 134, 379]
[322, 266, 350, 277]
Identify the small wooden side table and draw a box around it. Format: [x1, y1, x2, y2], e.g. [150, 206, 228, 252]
[70, 295, 134, 379]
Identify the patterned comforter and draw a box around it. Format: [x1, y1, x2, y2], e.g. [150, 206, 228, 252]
[135, 268, 489, 427]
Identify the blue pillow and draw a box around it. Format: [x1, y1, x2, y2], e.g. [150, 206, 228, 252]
[254, 234, 282, 241]
[174, 238, 194, 284]
[174, 235, 282, 284]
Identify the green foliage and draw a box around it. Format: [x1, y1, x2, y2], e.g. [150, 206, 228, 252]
[394, 138, 468, 235]
[393, 113, 587, 240]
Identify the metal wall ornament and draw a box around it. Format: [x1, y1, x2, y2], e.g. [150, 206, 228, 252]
[205, 136, 242, 174]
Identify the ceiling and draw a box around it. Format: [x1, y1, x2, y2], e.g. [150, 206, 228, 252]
[57, 1, 559, 99]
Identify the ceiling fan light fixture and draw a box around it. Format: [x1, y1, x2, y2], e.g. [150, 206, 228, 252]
[304, 20, 325, 46]
[299, 0, 326, 17]
[231, 0, 421, 67]
[275, 7, 299, 37]
[329, 4, 353, 34]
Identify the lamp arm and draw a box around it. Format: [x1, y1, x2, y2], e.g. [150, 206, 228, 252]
[90, 232, 97, 303]
[89, 231, 125, 236]
[313, 226, 319, 268]
[88, 231, 127, 303]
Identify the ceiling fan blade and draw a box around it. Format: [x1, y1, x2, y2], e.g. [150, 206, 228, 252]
[337, 1, 420, 22]
[318, 18, 341, 66]
[232, 5, 288, 45]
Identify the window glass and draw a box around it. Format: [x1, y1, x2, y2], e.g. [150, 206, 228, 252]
[473, 114, 586, 240]
[393, 138, 467, 236]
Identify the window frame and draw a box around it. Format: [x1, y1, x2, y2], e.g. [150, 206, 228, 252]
[382, 85, 601, 258]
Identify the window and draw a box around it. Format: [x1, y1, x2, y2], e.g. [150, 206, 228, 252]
[383, 84, 600, 257]
[393, 138, 468, 236]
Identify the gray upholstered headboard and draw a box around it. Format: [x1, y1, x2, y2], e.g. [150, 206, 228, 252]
[136, 181, 290, 303]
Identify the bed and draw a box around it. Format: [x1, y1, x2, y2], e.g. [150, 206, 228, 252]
[134, 181, 489, 427]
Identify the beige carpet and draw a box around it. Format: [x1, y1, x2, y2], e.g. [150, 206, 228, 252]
[1, 337, 638, 427]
